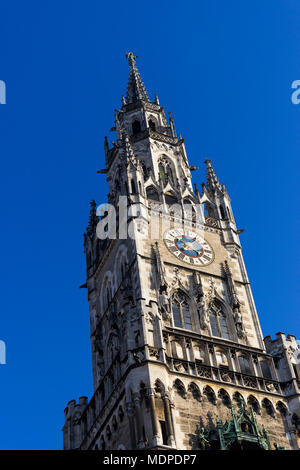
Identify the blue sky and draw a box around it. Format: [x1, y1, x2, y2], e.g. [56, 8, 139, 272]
[0, 0, 299, 450]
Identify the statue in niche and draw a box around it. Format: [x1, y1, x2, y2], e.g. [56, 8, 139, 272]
[233, 307, 245, 339]
[193, 272, 209, 330]
[196, 293, 209, 330]
[158, 286, 171, 320]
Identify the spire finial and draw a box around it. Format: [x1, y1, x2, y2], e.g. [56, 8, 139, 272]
[125, 51, 138, 66]
[124, 52, 150, 104]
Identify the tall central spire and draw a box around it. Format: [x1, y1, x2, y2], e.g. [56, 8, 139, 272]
[125, 52, 150, 104]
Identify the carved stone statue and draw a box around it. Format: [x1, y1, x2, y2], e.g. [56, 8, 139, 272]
[196, 293, 209, 330]
[159, 290, 171, 320]
[233, 307, 245, 339]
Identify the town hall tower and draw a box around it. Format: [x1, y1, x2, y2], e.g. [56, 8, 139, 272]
[63, 53, 300, 450]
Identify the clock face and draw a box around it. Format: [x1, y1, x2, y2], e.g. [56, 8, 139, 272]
[163, 228, 214, 266]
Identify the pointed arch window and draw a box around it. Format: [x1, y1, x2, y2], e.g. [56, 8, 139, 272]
[171, 292, 192, 330]
[149, 119, 156, 131]
[131, 179, 137, 194]
[172, 299, 181, 328]
[159, 163, 167, 187]
[165, 193, 177, 206]
[219, 204, 226, 220]
[146, 186, 159, 201]
[209, 303, 230, 339]
[158, 158, 174, 187]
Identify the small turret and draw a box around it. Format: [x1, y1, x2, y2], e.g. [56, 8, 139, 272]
[205, 158, 223, 195]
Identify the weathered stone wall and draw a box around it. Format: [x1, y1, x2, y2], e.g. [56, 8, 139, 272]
[170, 382, 291, 449]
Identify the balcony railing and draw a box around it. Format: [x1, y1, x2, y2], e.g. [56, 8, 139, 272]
[165, 356, 282, 394]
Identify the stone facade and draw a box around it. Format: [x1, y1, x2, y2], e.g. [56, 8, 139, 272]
[62, 52, 300, 450]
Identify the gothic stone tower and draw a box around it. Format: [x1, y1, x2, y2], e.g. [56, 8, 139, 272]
[63, 53, 300, 451]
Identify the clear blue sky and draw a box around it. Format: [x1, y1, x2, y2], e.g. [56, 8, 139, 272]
[0, 0, 299, 450]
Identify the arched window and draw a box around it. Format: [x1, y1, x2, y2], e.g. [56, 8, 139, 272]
[131, 179, 137, 194]
[132, 120, 141, 135]
[209, 303, 230, 339]
[173, 379, 186, 398]
[159, 163, 167, 186]
[146, 186, 159, 201]
[218, 389, 231, 407]
[171, 291, 192, 330]
[203, 386, 216, 404]
[276, 401, 287, 417]
[158, 158, 174, 187]
[239, 356, 252, 375]
[248, 395, 260, 414]
[219, 204, 226, 219]
[149, 119, 156, 131]
[262, 398, 274, 417]
[172, 299, 181, 328]
[165, 193, 178, 206]
[166, 165, 174, 185]
[188, 383, 201, 402]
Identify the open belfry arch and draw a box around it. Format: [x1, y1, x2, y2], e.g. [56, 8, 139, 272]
[63, 53, 300, 450]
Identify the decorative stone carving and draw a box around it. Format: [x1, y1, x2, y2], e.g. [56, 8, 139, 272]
[266, 382, 276, 393]
[233, 307, 246, 339]
[149, 347, 160, 359]
[193, 272, 209, 330]
[174, 361, 187, 373]
[158, 290, 171, 320]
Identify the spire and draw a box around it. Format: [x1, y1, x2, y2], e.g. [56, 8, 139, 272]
[125, 52, 150, 104]
[204, 158, 223, 194]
